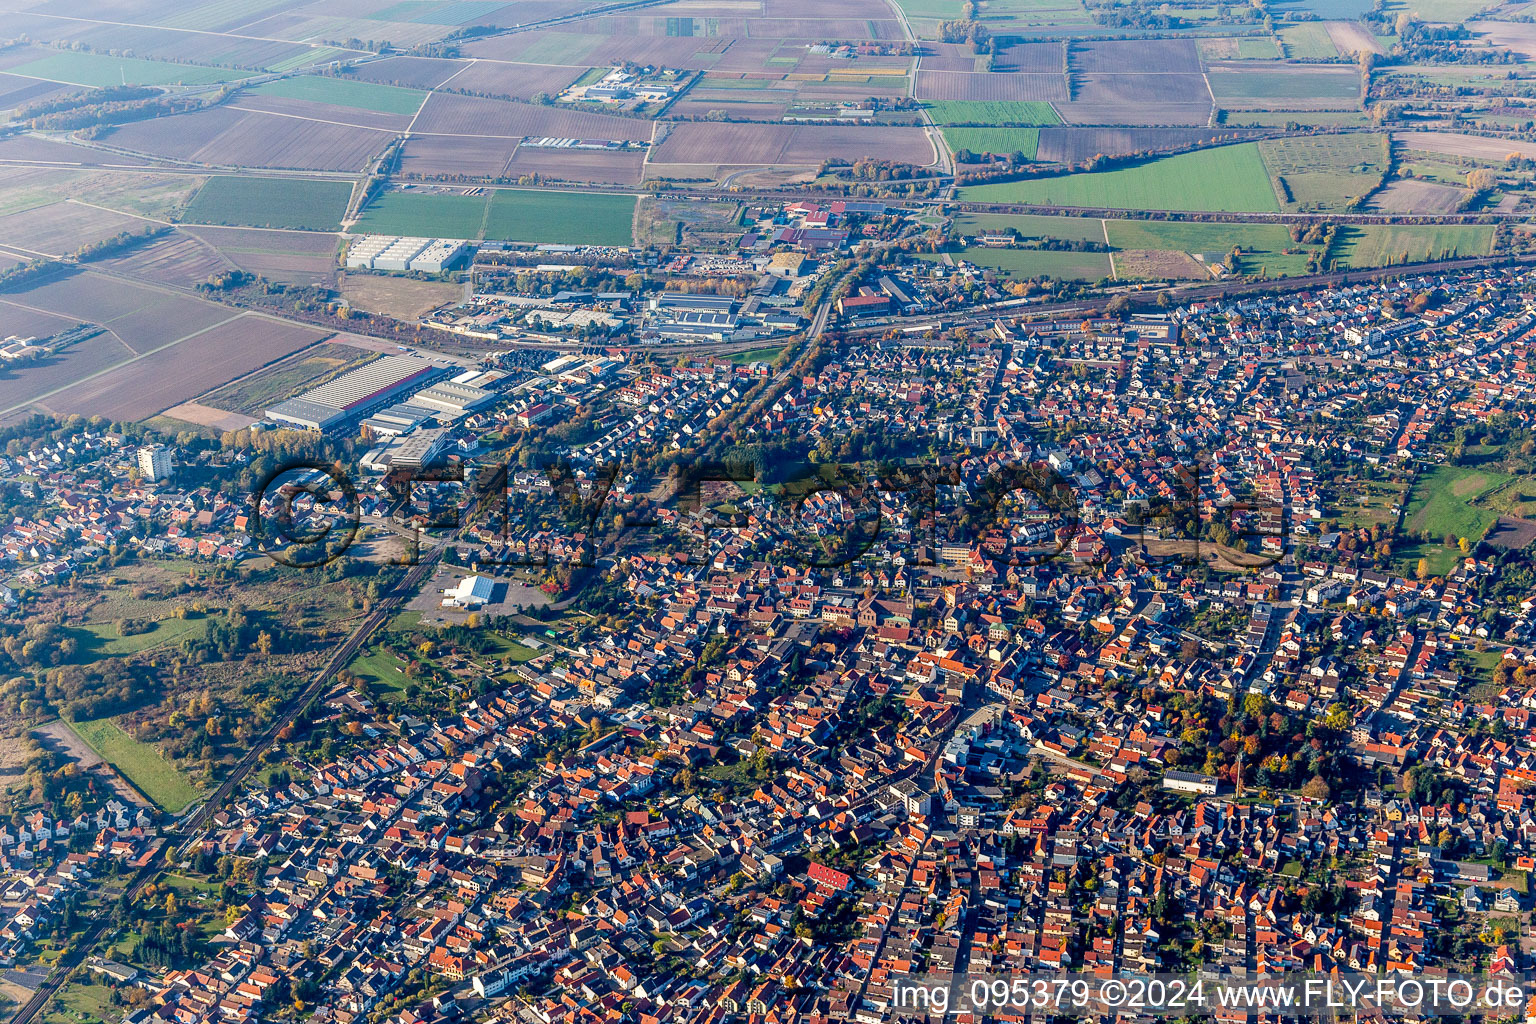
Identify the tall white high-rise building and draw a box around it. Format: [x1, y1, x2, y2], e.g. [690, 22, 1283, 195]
[138, 445, 174, 482]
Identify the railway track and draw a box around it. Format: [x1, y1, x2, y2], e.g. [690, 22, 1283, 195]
[6, 549, 443, 1024]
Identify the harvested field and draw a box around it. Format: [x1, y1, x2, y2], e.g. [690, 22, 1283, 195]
[342, 274, 461, 319]
[0, 133, 157, 167]
[0, 267, 228, 355]
[1468, 20, 1536, 60]
[1055, 100, 1213, 126]
[652, 122, 936, 166]
[183, 225, 338, 286]
[1370, 178, 1469, 214]
[503, 145, 646, 184]
[346, 55, 470, 89]
[994, 41, 1068, 74]
[450, 60, 586, 99]
[1113, 248, 1209, 281]
[0, 200, 154, 258]
[1070, 38, 1200, 74]
[399, 135, 520, 178]
[0, 329, 134, 422]
[914, 70, 1067, 102]
[158, 402, 257, 431]
[1035, 126, 1266, 165]
[182, 175, 352, 231]
[232, 93, 415, 131]
[411, 92, 652, 140]
[106, 108, 392, 171]
[1073, 74, 1212, 106]
[0, 74, 71, 111]
[1325, 21, 1382, 55]
[1485, 516, 1536, 551]
[1393, 131, 1536, 161]
[0, 299, 79, 340]
[91, 231, 233, 290]
[39, 313, 328, 422]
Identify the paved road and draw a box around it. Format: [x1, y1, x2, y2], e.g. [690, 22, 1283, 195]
[6, 549, 443, 1024]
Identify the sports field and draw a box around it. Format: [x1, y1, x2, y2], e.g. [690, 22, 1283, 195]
[356, 189, 637, 244]
[249, 75, 429, 116]
[11, 51, 255, 87]
[923, 100, 1061, 125]
[182, 176, 352, 231]
[960, 144, 1282, 212]
[68, 717, 203, 813]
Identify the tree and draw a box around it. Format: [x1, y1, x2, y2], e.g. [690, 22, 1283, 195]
[1301, 776, 1331, 802]
[1416, 557, 1430, 580]
[255, 631, 272, 655]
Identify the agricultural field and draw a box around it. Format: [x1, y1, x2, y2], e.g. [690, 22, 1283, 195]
[66, 717, 202, 813]
[945, 127, 1041, 160]
[961, 144, 1281, 212]
[355, 188, 636, 244]
[181, 176, 352, 231]
[1103, 219, 1324, 277]
[1332, 224, 1495, 267]
[10, 51, 255, 87]
[1277, 23, 1339, 60]
[953, 212, 1108, 243]
[1206, 66, 1360, 103]
[246, 74, 429, 115]
[1258, 134, 1389, 211]
[921, 246, 1112, 281]
[921, 100, 1062, 125]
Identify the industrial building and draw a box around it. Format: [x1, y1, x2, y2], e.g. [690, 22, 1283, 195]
[406, 380, 496, 418]
[346, 235, 468, 273]
[360, 427, 451, 473]
[265, 355, 451, 432]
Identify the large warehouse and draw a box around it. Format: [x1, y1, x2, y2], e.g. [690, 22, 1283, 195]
[265, 355, 452, 431]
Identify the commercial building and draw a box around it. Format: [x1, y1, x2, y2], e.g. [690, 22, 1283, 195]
[359, 428, 451, 473]
[442, 574, 495, 609]
[406, 381, 496, 417]
[266, 355, 451, 432]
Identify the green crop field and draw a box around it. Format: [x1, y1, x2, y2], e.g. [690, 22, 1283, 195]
[182, 176, 352, 231]
[919, 246, 1111, 281]
[356, 189, 636, 244]
[1103, 219, 1322, 277]
[1207, 69, 1359, 100]
[11, 51, 254, 87]
[961, 144, 1282, 212]
[483, 190, 636, 245]
[68, 717, 203, 813]
[1278, 23, 1339, 60]
[954, 212, 1107, 243]
[945, 127, 1041, 159]
[249, 75, 428, 115]
[922, 100, 1061, 125]
[1334, 224, 1494, 267]
[355, 191, 491, 238]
